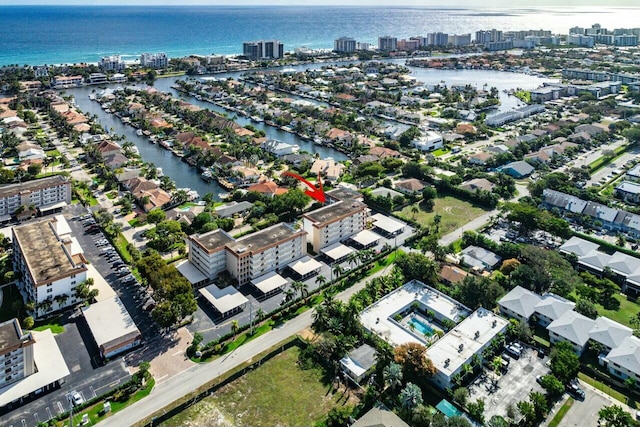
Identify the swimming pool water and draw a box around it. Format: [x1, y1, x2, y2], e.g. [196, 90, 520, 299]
[408, 318, 435, 336]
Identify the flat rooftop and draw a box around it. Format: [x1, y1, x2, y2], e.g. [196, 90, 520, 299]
[425, 308, 509, 378]
[360, 280, 471, 347]
[13, 216, 87, 286]
[0, 329, 70, 407]
[199, 283, 248, 314]
[0, 175, 69, 199]
[0, 319, 31, 354]
[303, 201, 366, 227]
[226, 223, 303, 255]
[326, 187, 363, 202]
[191, 229, 235, 253]
[82, 296, 141, 349]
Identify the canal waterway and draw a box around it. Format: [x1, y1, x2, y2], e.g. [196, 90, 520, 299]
[66, 60, 556, 201]
[67, 85, 226, 200]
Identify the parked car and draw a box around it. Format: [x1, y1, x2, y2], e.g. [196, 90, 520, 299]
[566, 382, 585, 400]
[71, 391, 84, 406]
[505, 345, 522, 359]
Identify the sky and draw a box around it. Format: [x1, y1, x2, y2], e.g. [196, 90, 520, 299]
[1, 0, 638, 6]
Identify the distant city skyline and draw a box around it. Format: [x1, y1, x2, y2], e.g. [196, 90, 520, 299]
[1, 0, 639, 6]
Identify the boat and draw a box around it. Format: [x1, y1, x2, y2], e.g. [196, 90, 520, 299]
[250, 115, 263, 123]
[156, 167, 164, 178]
[201, 169, 213, 181]
[136, 129, 144, 136]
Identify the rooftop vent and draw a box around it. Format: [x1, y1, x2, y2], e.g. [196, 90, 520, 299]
[492, 320, 497, 328]
[458, 343, 464, 352]
[474, 331, 480, 339]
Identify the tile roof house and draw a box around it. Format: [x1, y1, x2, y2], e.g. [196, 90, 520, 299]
[394, 178, 426, 195]
[247, 181, 288, 197]
[459, 178, 495, 193]
[351, 406, 410, 427]
[369, 146, 402, 159]
[439, 265, 469, 285]
[548, 311, 595, 354]
[468, 151, 494, 166]
[310, 158, 345, 181]
[498, 285, 542, 323]
[589, 317, 633, 353]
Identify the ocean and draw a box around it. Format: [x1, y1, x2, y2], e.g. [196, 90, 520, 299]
[0, 5, 639, 67]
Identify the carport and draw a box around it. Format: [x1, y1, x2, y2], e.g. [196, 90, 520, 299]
[251, 271, 288, 297]
[176, 260, 208, 286]
[199, 283, 249, 317]
[288, 256, 322, 280]
[371, 213, 404, 238]
[321, 242, 354, 265]
[348, 229, 380, 249]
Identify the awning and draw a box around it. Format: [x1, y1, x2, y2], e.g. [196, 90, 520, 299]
[371, 213, 404, 235]
[350, 229, 380, 247]
[251, 271, 288, 294]
[176, 260, 208, 284]
[199, 284, 248, 314]
[288, 256, 322, 277]
[39, 201, 68, 212]
[321, 242, 354, 261]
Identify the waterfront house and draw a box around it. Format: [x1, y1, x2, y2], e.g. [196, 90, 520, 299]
[310, 158, 345, 182]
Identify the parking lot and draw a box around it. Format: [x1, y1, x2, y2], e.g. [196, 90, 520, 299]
[2, 314, 130, 427]
[467, 344, 549, 421]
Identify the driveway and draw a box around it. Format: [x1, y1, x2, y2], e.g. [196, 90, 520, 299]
[543, 380, 637, 427]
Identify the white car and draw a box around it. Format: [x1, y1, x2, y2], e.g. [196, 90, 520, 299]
[71, 391, 84, 406]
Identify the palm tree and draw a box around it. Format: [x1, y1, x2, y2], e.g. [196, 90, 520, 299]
[53, 293, 69, 309]
[346, 252, 359, 270]
[291, 281, 305, 298]
[231, 319, 239, 339]
[400, 383, 423, 411]
[256, 308, 266, 322]
[283, 288, 295, 304]
[383, 362, 403, 391]
[315, 274, 327, 287]
[411, 204, 419, 219]
[332, 264, 344, 281]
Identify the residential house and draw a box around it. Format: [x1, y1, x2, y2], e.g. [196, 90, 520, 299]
[459, 178, 495, 193]
[532, 294, 575, 327]
[247, 181, 288, 197]
[460, 245, 502, 272]
[340, 344, 378, 383]
[439, 265, 469, 286]
[394, 178, 426, 195]
[500, 161, 535, 178]
[310, 158, 345, 182]
[615, 181, 640, 204]
[589, 317, 633, 354]
[468, 151, 494, 166]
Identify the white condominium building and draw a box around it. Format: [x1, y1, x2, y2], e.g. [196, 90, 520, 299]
[303, 200, 368, 253]
[225, 223, 306, 285]
[0, 176, 71, 219]
[188, 229, 236, 280]
[0, 319, 35, 390]
[13, 215, 88, 319]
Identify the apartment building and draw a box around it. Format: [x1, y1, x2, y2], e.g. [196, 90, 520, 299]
[51, 75, 84, 89]
[13, 215, 88, 319]
[0, 319, 35, 390]
[0, 319, 69, 409]
[140, 52, 169, 69]
[242, 40, 284, 60]
[303, 200, 368, 253]
[0, 175, 71, 219]
[188, 229, 235, 280]
[225, 223, 306, 285]
[334, 37, 357, 53]
[99, 55, 126, 72]
[378, 36, 398, 51]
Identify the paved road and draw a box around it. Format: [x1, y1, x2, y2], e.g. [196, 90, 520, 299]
[542, 379, 636, 427]
[100, 266, 390, 426]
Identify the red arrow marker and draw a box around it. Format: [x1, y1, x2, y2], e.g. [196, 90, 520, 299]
[282, 171, 326, 203]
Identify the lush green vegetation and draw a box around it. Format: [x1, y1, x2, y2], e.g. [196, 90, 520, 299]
[395, 196, 487, 235]
[163, 347, 342, 427]
[33, 316, 64, 334]
[548, 398, 574, 427]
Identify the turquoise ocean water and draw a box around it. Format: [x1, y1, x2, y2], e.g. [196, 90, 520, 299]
[0, 5, 639, 66]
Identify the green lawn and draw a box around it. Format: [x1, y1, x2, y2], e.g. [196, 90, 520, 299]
[163, 347, 341, 427]
[33, 316, 64, 334]
[570, 292, 638, 328]
[548, 398, 574, 427]
[394, 196, 489, 235]
[578, 372, 636, 408]
[432, 147, 450, 157]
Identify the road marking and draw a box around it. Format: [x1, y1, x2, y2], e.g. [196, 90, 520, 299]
[46, 407, 53, 420]
[90, 385, 97, 398]
[56, 401, 64, 414]
[171, 350, 182, 356]
[155, 374, 168, 383]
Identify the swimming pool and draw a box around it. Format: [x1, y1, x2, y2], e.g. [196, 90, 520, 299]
[408, 317, 435, 336]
